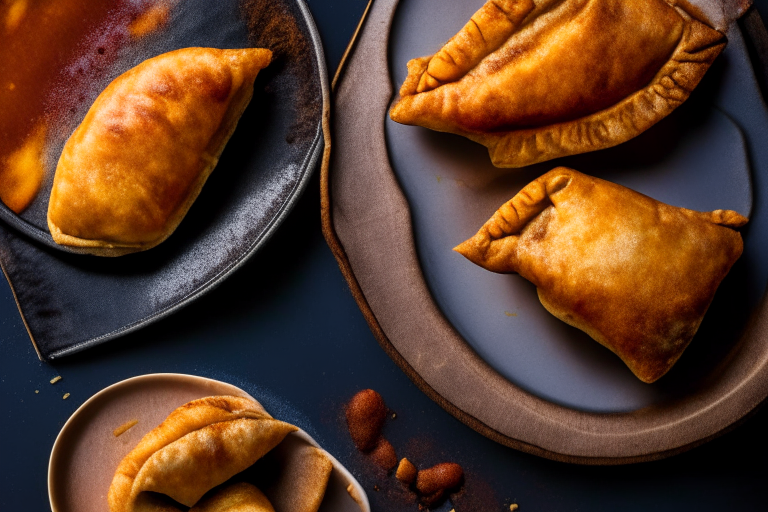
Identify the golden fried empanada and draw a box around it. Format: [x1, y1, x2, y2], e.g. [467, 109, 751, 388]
[191, 483, 275, 512]
[454, 168, 747, 383]
[48, 47, 272, 256]
[390, 0, 726, 167]
[108, 396, 297, 512]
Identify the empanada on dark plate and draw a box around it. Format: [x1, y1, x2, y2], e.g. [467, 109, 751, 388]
[455, 168, 747, 383]
[390, 0, 729, 167]
[47, 47, 272, 256]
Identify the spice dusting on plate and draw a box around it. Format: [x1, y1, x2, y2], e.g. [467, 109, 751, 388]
[241, 0, 320, 143]
[50, 376, 62, 384]
[113, 419, 138, 437]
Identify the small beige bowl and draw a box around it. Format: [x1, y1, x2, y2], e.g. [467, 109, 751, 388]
[48, 373, 369, 512]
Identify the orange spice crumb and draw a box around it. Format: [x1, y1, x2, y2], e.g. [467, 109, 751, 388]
[113, 419, 139, 437]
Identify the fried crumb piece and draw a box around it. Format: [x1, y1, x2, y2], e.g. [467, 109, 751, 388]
[50, 376, 62, 384]
[396, 457, 418, 484]
[62, 393, 70, 400]
[392, 413, 397, 419]
[510, 504, 519, 511]
[373, 485, 380, 492]
[34, 390, 39, 394]
[113, 419, 139, 437]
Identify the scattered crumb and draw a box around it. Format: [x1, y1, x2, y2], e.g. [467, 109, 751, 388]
[50, 376, 62, 384]
[62, 393, 70, 400]
[34, 390, 39, 394]
[373, 485, 380, 492]
[396, 458, 418, 484]
[113, 419, 139, 437]
[504, 311, 517, 317]
[436, 176, 443, 183]
[392, 413, 397, 419]
[510, 504, 519, 511]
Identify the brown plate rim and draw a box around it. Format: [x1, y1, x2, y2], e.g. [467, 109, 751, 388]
[322, 0, 768, 464]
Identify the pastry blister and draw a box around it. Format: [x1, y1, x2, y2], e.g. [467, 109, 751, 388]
[390, 0, 745, 168]
[455, 168, 747, 383]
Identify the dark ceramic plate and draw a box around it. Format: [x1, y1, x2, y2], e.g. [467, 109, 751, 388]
[0, 0, 328, 359]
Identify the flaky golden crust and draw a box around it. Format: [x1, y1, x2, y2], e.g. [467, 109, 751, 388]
[47, 47, 272, 256]
[107, 396, 297, 512]
[455, 168, 747, 383]
[389, 0, 725, 168]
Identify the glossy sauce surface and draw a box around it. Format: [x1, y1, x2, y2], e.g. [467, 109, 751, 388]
[0, 0, 168, 212]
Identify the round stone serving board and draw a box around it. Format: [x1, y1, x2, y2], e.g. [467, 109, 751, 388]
[48, 373, 369, 512]
[325, 0, 768, 463]
[386, 0, 753, 412]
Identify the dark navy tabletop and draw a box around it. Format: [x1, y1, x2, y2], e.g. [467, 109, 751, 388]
[3, 1, 768, 511]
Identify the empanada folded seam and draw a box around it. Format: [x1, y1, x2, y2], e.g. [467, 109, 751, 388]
[108, 396, 297, 512]
[472, 13, 725, 167]
[455, 168, 747, 383]
[390, 0, 728, 168]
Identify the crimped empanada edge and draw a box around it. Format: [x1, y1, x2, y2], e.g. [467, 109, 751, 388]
[108, 396, 284, 512]
[474, 9, 727, 167]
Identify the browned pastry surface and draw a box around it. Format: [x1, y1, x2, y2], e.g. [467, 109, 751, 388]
[108, 396, 296, 512]
[390, 0, 726, 167]
[47, 47, 272, 256]
[455, 168, 747, 382]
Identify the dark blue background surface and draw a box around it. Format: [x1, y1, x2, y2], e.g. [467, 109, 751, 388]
[3, 1, 768, 511]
